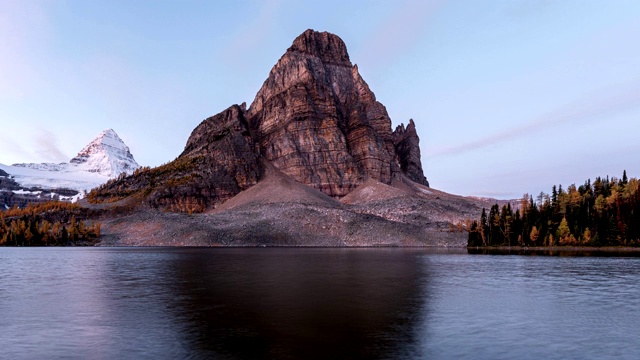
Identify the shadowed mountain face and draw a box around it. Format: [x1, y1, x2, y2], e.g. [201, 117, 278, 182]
[89, 29, 428, 209]
[393, 120, 429, 186]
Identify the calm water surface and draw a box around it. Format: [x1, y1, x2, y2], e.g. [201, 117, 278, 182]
[1, 247, 639, 359]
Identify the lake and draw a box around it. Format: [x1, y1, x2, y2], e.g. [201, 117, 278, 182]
[1, 247, 639, 359]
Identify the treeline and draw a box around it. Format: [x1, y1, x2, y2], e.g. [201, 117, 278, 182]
[0, 201, 101, 246]
[86, 156, 211, 213]
[468, 171, 640, 247]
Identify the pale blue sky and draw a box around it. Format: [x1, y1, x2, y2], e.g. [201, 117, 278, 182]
[1, 0, 639, 198]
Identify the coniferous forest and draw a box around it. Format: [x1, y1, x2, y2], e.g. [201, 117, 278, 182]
[0, 201, 101, 246]
[468, 171, 640, 247]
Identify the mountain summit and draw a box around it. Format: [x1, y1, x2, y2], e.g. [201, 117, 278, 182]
[247, 29, 406, 196]
[287, 29, 351, 65]
[90, 29, 428, 211]
[70, 129, 140, 177]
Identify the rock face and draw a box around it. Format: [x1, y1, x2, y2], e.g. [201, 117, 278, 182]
[88, 105, 260, 212]
[246, 29, 399, 197]
[91, 29, 429, 211]
[180, 103, 261, 196]
[393, 119, 429, 186]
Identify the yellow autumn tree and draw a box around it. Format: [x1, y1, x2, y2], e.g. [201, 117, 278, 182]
[557, 217, 571, 245]
[529, 226, 539, 246]
[582, 228, 592, 245]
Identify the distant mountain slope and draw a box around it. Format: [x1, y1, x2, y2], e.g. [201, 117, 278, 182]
[1, 129, 140, 208]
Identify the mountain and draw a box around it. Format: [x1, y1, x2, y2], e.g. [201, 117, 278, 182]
[15, 129, 140, 178]
[247, 30, 402, 196]
[89, 29, 428, 210]
[90, 30, 514, 247]
[0, 129, 139, 208]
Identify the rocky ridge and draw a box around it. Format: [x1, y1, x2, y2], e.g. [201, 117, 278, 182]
[88, 105, 261, 212]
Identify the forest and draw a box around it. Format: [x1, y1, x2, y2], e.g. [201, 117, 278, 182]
[0, 201, 101, 246]
[468, 171, 640, 247]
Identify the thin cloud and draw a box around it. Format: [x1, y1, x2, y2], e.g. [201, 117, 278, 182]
[224, 0, 284, 56]
[34, 130, 68, 163]
[355, 0, 444, 70]
[428, 81, 640, 158]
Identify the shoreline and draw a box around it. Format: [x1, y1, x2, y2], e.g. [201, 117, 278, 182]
[467, 245, 640, 253]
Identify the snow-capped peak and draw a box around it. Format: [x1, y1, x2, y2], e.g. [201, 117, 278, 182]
[75, 129, 130, 157]
[70, 129, 140, 177]
[1, 129, 141, 206]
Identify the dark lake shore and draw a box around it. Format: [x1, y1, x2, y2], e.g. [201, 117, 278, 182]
[468, 246, 640, 256]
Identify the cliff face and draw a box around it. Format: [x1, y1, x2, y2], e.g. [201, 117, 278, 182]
[181, 103, 260, 194]
[90, 29, 428, 211]
[180, 104, 260, 201]
[246, 29, 398, 196]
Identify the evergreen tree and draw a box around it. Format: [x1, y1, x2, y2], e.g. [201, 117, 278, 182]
[467, 172, 640, 248]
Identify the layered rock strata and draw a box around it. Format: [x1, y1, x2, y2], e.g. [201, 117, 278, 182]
[246, 29, 399, 196]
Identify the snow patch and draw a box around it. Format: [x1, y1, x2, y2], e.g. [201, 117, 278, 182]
[9, 189, 43, 195]
[0, 163, 109, 193]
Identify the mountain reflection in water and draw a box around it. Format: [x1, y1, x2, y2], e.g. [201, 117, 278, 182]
[162, 248, 428, 359]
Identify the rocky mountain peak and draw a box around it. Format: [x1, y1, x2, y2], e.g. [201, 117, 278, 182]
[393, 119, 429, 186]
[91, 30, 428, 210]
[287, 29, 351, 65]
[246, 29, 406, 197]
[76, 129, 128, 156]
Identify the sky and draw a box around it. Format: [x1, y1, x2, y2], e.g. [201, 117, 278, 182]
[1, 0, 639, 199]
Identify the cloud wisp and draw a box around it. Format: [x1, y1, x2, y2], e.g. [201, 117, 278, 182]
[355, 0, 444, 70]
[0, 0, 50, 100]
[427, 81, 640, 158]
[224, 0, 283, 57]
[34, 130, 69, 163]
